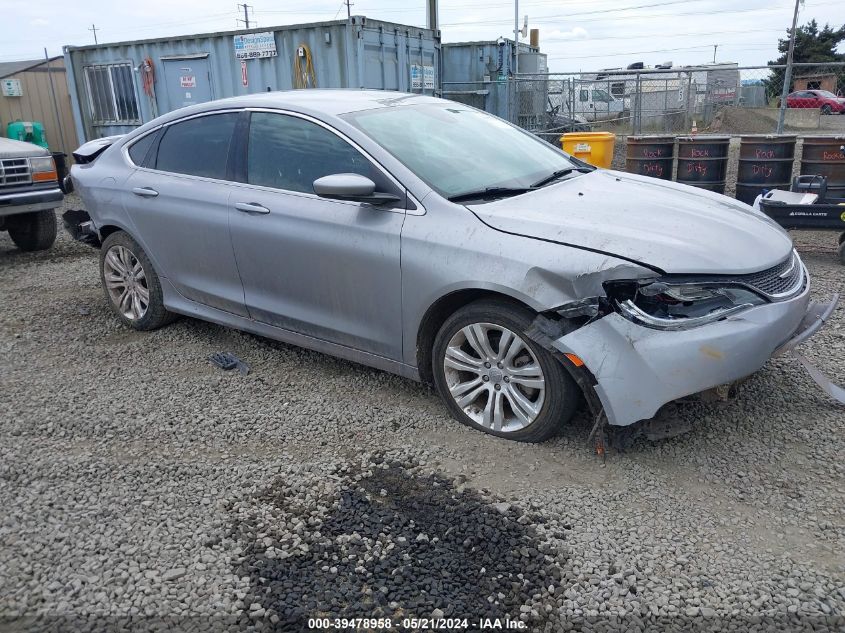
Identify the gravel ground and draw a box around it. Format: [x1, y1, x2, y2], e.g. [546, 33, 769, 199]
[1, 197, 844, 632]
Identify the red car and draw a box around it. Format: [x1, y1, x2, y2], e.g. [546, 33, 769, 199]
[785, 90, 845, 114]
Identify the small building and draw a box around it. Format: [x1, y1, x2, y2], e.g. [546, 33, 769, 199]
[792, 72, 839, 94]
[63, 16, 440, 142]
[0, 56, 79, 157]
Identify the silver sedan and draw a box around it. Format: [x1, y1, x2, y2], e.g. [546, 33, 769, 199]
[66, 90, 837, 442]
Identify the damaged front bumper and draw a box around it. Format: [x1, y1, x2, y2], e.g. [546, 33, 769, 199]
[551, 284, 840, 427]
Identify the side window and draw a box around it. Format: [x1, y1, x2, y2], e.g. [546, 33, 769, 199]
[579, 89, 589, 102]
[155, 113, 238, 179]
[247, 112, 387, 195]
[127, 131, 157, 167]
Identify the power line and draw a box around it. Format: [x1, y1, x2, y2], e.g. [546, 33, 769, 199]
[545, 27, 782, 44]
[548, 44, 714, 60]
[441, 1, 839, 27]
[547, 42, 782, 61]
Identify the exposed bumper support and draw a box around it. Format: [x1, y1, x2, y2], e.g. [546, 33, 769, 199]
[772, 294, 839, 356]
[61, 209, 101, 247]
[551, 287, 840, 427]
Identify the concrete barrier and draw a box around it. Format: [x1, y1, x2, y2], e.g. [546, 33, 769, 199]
[740, 107, 821, 129]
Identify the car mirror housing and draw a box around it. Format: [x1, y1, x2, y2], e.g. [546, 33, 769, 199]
[313, 173, 401, 205]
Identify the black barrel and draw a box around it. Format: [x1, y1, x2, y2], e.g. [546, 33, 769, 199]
[676, 136, 730, 194]
[625, 136, 675, 180]
[735, 135, 796, 205]
[800, 136, 845, 200]
[51, 152, 68, 193]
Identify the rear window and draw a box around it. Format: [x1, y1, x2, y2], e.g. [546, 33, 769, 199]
[154, 113, 238, 180]
[127, 132, 157, 167]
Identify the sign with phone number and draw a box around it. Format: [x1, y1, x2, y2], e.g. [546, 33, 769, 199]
[233, 32, 278, 59]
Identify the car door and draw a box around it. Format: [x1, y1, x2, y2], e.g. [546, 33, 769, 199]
[123, 111, 248, 317]
[227, 110, 406, 359]
[803, 91, 819, 108]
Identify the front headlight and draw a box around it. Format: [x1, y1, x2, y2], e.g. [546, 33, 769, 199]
[606, 280, 765, 331]
[29, 156, 58, 183]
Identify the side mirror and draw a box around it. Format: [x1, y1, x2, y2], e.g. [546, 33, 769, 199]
[313, 173, 401, 205]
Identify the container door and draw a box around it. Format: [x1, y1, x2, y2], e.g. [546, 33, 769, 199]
[161, 57, 213, 112]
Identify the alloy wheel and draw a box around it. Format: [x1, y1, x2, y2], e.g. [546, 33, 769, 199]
[103, 245, 149, 321]
[443, 322, 546, 432]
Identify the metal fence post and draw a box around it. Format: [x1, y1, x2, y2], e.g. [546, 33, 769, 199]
[634, 72, 642, 135]
[686, 72, 693, 133]
[776, 0, 801, 133]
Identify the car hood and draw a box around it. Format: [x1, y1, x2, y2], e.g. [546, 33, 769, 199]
[467, 170, 793, 275]
[0, 136, 49, 158]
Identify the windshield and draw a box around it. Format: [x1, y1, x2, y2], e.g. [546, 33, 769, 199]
[342, 103, 576, 199]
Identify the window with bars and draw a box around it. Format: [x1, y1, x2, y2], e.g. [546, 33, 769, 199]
[83, 63, 140, 124]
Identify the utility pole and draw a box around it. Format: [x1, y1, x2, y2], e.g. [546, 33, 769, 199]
[425, 0, 438, 30]
[237, 3, 252, 29]
[345, 0, 353, 20]
[712, 44, 718, 63]
[88, 24, 98, 45]
[777, 0, 803, 134]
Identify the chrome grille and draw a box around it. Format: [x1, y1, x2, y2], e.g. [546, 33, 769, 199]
[0, 158, 31, 188]
[734, 251, 804, 299]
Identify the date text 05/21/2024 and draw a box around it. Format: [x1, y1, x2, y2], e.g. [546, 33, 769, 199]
[307, 617, 528, 630]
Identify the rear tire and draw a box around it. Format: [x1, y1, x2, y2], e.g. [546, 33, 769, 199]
[821, 104, 833, 115]
[100, 231, 176, 331]
[432, 298, 581, 443]
[7, 210, 57, 251]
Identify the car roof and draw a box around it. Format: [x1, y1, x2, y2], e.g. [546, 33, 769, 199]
[166, 89, 442, 122]
[124, 89, 448, 142]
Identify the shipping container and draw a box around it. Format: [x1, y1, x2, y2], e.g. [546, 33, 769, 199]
[63, 16, 440, 142]
[441, 40, 543, 122]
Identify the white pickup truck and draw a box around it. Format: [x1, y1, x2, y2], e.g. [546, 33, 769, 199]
[0, 137, 63, 251]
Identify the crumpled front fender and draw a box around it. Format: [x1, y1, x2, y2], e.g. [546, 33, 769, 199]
[549, 285, 831, 426]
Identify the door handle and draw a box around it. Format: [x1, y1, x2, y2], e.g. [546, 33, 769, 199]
[132, 187, 159, 198]
[235, 202, 270, 215]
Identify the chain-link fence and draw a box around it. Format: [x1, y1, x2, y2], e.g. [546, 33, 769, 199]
[507, 62, 845, 142]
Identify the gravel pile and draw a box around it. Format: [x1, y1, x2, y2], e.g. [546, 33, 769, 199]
[1, 202, 844, 632]
[229, 453, 568, 629]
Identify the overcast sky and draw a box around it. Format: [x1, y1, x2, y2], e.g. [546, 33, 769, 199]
[3, 0, 843, 72]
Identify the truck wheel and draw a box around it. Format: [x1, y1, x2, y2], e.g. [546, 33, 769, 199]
[432, 298, 581, 443]
[100, 231, 176, 331]
[7, 210, 57, 251]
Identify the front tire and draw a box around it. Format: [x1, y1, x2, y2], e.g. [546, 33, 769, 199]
[7, 210, 57, 251]
[432, 299, 581, 442]
[100, 231, 176, 331]
[821, 104, 833, 115]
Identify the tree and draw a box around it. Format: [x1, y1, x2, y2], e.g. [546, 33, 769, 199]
[764, 20, 845, 99]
